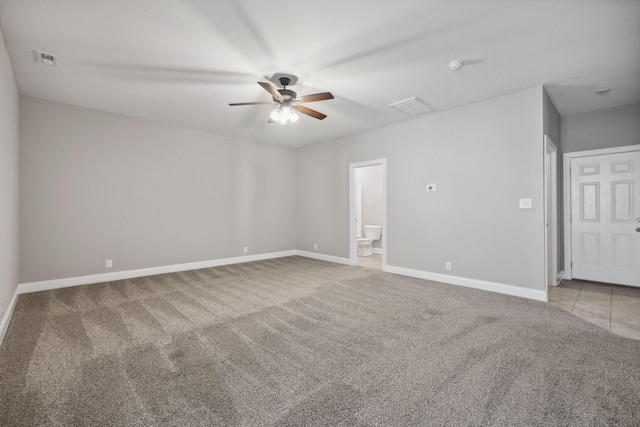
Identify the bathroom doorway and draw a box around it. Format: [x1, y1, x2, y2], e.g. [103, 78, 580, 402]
[349, 159, 387, 270]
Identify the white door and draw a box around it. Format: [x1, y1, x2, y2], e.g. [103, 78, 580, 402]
[571, 151, 640, 287]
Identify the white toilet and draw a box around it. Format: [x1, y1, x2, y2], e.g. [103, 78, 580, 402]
[357, 225, 382, 256]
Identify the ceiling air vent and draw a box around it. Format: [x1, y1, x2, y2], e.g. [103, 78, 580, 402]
[389, 97, 435, 116]
[35, 51, 57, 67]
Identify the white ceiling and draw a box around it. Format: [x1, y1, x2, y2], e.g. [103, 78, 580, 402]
[1, 0, 639, 148]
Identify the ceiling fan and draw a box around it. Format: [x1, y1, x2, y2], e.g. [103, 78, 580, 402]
[229, 76, 334, 124]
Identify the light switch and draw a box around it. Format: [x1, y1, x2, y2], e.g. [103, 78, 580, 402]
[519, 198, 532, 209]
[426, 184, 436, 192]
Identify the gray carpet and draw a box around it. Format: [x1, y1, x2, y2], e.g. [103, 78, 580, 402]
[1, 256, 639, 426]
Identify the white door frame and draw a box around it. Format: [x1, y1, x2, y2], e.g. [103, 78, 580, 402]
[544, 135, 558, 293]
[349, 159, 387, 268]
[562, 144, 640, 280]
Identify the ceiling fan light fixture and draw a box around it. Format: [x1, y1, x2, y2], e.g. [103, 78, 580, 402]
[282, 105, 292, 120]
[271, 104, 298, 125]
[270, 107, 282, 121]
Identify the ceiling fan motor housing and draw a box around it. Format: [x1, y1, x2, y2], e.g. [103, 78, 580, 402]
[276, 89, 297, 102]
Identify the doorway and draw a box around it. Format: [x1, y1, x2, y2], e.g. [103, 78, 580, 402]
[349, 159, 387, 270]
[563, 145, 640, 287]
[544, 136, 558, 295]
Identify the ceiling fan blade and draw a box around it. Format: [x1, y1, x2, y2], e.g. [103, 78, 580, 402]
[229, 101, 275, 106]
[295, 92, 334, 103]
[258, 81, 284, 101]
[292, 105, 327, 120]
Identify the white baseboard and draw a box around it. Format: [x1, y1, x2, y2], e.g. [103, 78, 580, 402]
[18, 250, 297, 295]
[0, 287, 20, 347]
[383, 265, 548, 302]
[13, 250, 546, 333]
[372, 248, 383, 255]
[6, 251, 548, 345]
[295, 250, 353, 266]
[556, 270, 564, 285]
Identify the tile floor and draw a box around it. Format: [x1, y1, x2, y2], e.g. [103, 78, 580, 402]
[549, 280, 640, 341]
[357, 253, 382, 270]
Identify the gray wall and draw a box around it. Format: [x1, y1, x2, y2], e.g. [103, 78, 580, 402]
[561, 103, 640, 153]
[19, 96, 297, 283]
[543, 89, 563, 274]
[543, 90, 561, 146]
[297, 87, 546, 290]
[0, 27, 19, 323]
[16, 85, 564, 293]
[355, 165, 383, 249]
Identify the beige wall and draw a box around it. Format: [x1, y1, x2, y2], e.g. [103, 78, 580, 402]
[0, 27, 19, 324]
[19, 96, 297, 282]
[297, 87, 546, 290]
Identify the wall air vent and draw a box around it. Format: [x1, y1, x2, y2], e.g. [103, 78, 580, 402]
[35, 51, 57, 67]
[389, 97, 435, 116]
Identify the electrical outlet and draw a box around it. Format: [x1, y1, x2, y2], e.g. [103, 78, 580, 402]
[243, 247, 248, 253]
[445, 261, 452, 271]
[519, 198, 532, 209]
[314, 243, 318, 250]
[106, 259, 113, 268]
